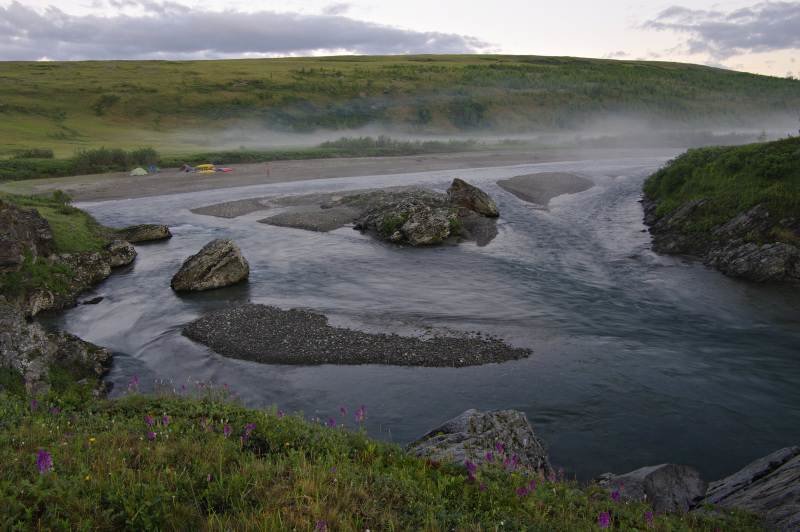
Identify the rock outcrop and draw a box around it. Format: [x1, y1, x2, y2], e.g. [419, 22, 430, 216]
[354, 192, 456, 246]
[171, 239, 249, 292]
[597, 464, 707, 513]
[117, 224, 172, 243]
[701, 447, 800, 531]
[0, 298, 111, 395]
[644, 200, 800, 283]
[407, 409, 551, 474]
[353, 180, 499, 246]
[0, 199, 54, 273]
[447, 178, 499, 217]
[105, 239, 137, 267]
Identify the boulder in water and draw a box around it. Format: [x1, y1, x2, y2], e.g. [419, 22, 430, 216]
[447, 178, 499, 217]
[105, 240, 136, 267]
[117, 224, 172, 243]
[171, 239, 249, 292]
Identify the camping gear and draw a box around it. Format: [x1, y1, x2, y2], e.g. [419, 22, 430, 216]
[129, 167, 148, 176]
[196, 164, 216, 174]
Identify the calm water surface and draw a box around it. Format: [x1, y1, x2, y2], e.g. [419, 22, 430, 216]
[43, 156, 800, 480]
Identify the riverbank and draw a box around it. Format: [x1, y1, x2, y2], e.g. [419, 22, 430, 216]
[643, 137, 800, 283]
[0, 147, 676, 201]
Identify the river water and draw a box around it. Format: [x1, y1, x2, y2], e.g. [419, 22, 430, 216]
[44, 156, 800, 481]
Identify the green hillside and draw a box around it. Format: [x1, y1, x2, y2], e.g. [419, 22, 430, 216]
[1, 54, 799, 156]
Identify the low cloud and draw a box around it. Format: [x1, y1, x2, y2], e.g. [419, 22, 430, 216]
[0, 1, 489, 60]
[646, 2, 800, 59]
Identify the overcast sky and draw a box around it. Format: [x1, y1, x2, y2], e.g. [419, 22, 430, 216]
[2, 0, 798, 77]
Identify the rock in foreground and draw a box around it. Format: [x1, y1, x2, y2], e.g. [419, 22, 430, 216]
[0, 298, 111, 395]
[117, 224, 172, 243]
[598, 464, 707, 514]
[408, 409, 551, 474]
[183, 304, 530, 367]
[701, 447, 800, 531]
[171, 239, 249, 292]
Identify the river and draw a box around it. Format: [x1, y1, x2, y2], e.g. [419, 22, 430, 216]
[42, 155, 800, 481]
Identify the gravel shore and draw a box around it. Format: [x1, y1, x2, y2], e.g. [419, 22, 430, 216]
[183, 304, 531, 367]
[497, 172, 594, 206]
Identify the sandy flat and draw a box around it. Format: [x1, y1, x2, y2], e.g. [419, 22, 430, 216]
[497, 172, 594, 206]
[0, 147, 673, 202]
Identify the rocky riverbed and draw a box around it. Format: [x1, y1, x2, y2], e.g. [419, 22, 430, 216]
[183, 303, 531, 367]
[497, 172, 594, 206]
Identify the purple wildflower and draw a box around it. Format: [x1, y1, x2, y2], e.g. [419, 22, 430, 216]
[479, 483, 487, 492]
[528, 479, 537, 492]
[644, 510, 654, 527]
[315, 520, 327, 532]
[598, 511, 611, 529]
[326, 418, 336, 428]
[161, 415, 170, 427]
[611, 489, 621, 502]
[485, 451, 494, 462]
[354, 405, 366, 423]
[516, 486, 529, 497]
[36, 449, 53, 474]
[277, 410, 285, 418]
[127, 375, 139, 392]
[207, 474, 212, 482]
[223, 424, 232, 438]
[465, 460, 478, 475]
[147, 431, 156, 441]
[494, 441, 505, 454]
[339, 406, 347, 416]
[547, 470, 557, 482]
[30, 399, 38, 412]
[144, 415, 155, 427]
[49, 407, 61, 416]
[241, 422, 256, 443]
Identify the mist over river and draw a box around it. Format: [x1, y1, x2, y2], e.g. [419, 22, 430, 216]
[41, 156, 800, 481]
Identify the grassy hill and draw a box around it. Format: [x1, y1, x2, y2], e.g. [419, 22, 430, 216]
[1, 55, 799, 156]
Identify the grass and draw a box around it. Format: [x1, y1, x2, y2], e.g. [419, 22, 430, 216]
[643, 136, 800, 234]
[0, 380, 762, 530]
[0, 55, 798, 156]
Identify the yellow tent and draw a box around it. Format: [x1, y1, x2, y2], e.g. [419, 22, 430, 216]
[196, 164, 215, 174]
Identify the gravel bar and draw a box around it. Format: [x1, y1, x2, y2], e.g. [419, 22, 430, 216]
[183, 304, 531, 367]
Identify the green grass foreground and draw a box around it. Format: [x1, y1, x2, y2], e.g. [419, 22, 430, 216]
[0, 380, 761, 531]
[643, 136, 800, 235]
[0, 55, 798, 156]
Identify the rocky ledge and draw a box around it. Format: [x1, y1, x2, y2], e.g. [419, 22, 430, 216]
[116, 223, 172, 243]
[644, 199, 800, 283]
[0, 297, 111, 395]
[416, 409, 799, 529]
[183, 303, 530, 367]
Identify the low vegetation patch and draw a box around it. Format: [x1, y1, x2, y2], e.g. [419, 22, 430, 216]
[644, 136, 800, 233]
[0, 380, 761, 530]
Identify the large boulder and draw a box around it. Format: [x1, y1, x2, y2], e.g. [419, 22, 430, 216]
[447, 178, 499, 218]
[0, 298, 111, 395]
[701, 447, 800, 531]
[117, 224, 172, 243]
[597, 464, 707, 513]
[171, 239, 249, 292]
[354, 193, 457, 246]
[105, 240, 137, 267]
[0, 200, 54, 273]
[407, 409, 551, 474]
